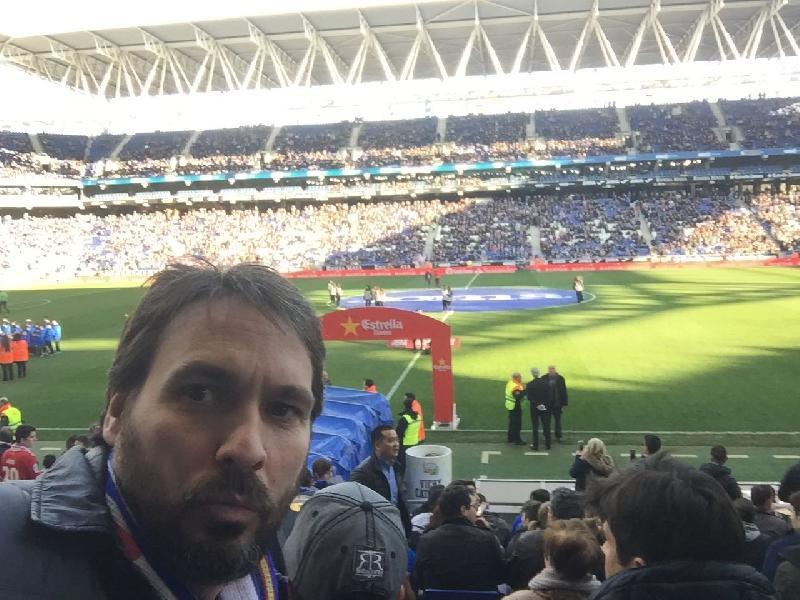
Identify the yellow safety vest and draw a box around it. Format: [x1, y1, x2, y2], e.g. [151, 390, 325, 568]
[402, 413, 421, 447]
[3, 406, 22, 429]
[505, 380, 521, 411]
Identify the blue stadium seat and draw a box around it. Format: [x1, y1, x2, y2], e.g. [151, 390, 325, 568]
[423, 590, 500, 599]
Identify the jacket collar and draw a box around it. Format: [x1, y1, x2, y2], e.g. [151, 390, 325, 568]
[30, 446, 111, 533]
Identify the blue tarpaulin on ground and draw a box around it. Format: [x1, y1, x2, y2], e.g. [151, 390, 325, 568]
[312, 414, 370, 461]
[308, 386, 393, 479]
[323, 386, 393, 425]
[308, 432, 359, 480]
[323, 399, 381, 432]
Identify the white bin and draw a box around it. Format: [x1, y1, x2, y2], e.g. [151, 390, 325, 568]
[404, 444, 452, 510]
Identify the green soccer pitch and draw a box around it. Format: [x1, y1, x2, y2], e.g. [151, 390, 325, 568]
[5, 266, 799, 480]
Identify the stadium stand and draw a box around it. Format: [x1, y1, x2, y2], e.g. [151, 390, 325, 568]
[446, 113, 528, 144]
[38, 134, 88, 161]
[628, 101, 724, 152]
[722, 97, 800, 149]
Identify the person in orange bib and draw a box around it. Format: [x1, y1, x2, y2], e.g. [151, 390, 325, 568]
[11, 333, 28, 378]
[0, 335, 14, 382]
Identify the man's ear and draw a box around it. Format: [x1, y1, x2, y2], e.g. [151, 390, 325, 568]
[630, 556, 647, 569]
[102, 393, 125, 446]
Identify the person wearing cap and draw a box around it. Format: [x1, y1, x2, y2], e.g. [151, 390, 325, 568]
[0, 398, 22, 431]
[526, 368, 551, 451]
[414, 484, 507, 592]
[395, 396, 421, 469]
[505, 372, 526, 445]
[284, 482, 412, 600]
[351, 425, 412, 535]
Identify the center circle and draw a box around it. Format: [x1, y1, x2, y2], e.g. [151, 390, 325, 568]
[341, 287, 593, 312]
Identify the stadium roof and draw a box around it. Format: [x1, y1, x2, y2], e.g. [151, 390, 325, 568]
[1, 0, 799, 97]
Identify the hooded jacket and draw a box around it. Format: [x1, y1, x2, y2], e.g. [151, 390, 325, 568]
[698, 461, 742, 500]
[774, 544, 800, 600]
[588, 560, 775, 600]
[0, 446, 286, 600]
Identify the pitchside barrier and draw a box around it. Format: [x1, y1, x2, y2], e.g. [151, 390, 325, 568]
[282, 254, 799, 280]
[476, 478, 790, 517]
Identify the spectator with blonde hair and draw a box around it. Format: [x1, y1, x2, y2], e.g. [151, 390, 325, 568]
[506, 519, 602, 599]
[570, 438, 615, 492]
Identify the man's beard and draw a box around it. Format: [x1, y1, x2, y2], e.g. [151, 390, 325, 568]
[113, 426, 296, 587]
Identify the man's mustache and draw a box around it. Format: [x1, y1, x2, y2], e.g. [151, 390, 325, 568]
[183, 468, 273, 511]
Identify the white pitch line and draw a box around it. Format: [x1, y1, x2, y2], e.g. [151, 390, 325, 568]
[464, 273, 480, 289]
[40, 447, 61, 451]
[728, 455, 750, 459]
[525, 451, 550, 456]
[774, 455, 800, 459]
[386, 311, 452, 401]
[481, 450, 501, 464]
[672, 454, 698, 458]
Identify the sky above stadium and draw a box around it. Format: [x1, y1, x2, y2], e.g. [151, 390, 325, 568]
[1, 0, 448, 38]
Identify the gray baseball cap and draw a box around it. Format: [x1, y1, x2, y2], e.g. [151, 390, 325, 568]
[284, 482, 407, 600]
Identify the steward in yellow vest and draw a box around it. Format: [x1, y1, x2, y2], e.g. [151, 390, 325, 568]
[505, 373, 525, 444]
[396, 396, 422, 467]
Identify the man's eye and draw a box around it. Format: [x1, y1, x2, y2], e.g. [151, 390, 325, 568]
[181, 385, 216, 403]
[266, 402, 303, 421]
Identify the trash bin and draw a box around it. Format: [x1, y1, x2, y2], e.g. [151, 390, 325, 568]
[404, 444, 452, 511]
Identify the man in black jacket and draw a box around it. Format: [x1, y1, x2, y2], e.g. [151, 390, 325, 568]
[415, 484, 506, 592]
[587, 452, 775, 600]
[779, 460, 800, 502]
[699, 445, 742, 500]
[526, 367, 551, 451]
[351, 425, 411, 535]
[544, 365, 568, 442]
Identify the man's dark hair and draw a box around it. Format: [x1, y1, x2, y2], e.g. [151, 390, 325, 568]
[370, 425, 394, 448]
[297, 468, 313, 488]
[43, 454, 57, 469]
[15, 424, 36, 443]
[106, 262, 325, 417]
[750, 484, 775, 508]
[404, 392, 416, 400]
[449, 479, 477, 490]
[0, 426, 12, 443]
[586, 451, 743, 566]
[531, 488, 551, 503]
[644, 434, 661, 454]
[521, 500, 542, 523]
[790, 491, 800, 517]
[550, 487, 585, 520]
[733, 498, 756, 524]
[364, 378, 374, 387]
[65, 434, 77, 450]
[439, 484, 472, 519]
[311, 457, 332, 479]
[710, 445, 728, 463]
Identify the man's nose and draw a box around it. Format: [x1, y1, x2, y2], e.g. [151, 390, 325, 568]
[215, 406, 267, 471]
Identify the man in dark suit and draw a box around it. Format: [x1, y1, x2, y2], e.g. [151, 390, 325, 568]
[351, 425, 411, 535]
[526, 367, 551, 451]
[545, 365, 568, 442]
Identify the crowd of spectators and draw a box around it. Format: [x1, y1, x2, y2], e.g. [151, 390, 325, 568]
[4, 97, 800, 180]
[537, 193, 646, 261]
[722, 97, 800, 149]
[434, 197, 537, 263]
[640, 190, 780, 256]
[628, 101, 725, 152]
[0, 187, 790, 281]
[447, 113, 528, 144]
[749, 192, 800, 252]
